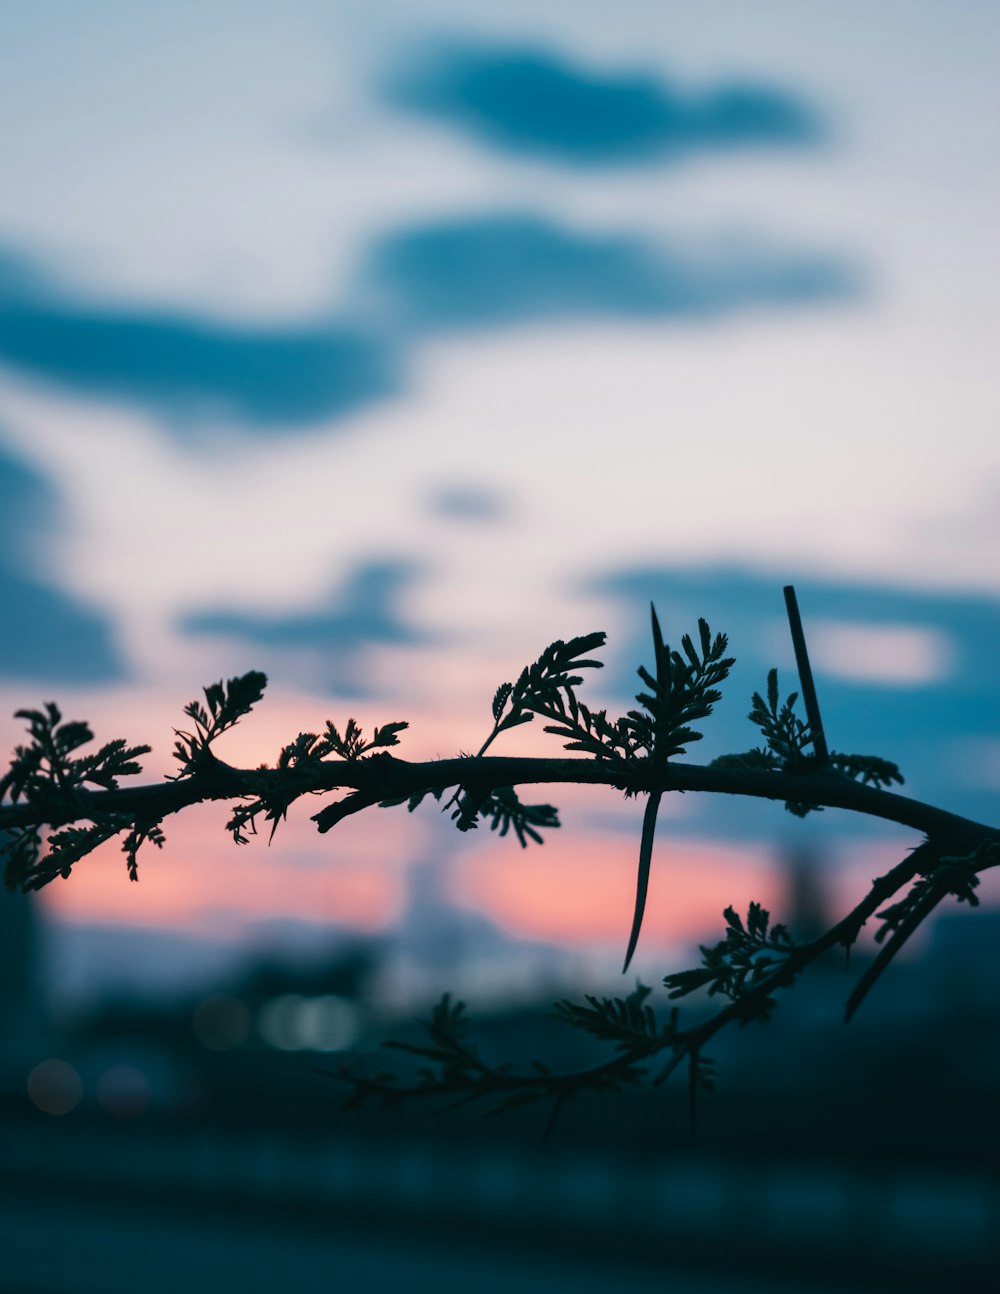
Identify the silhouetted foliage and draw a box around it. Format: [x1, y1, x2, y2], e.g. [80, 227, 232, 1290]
[2, 586, 996, 1130]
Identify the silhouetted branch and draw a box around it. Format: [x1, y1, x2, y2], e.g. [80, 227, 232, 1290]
[0, 753, 990, 845]
[3, 589, 997, 1127]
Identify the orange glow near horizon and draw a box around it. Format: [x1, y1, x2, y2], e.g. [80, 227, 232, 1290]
[449, 832, 784, 949]
[37, 782, 787, 951]
[37, 798, 413, 937]
[35, 799, 973, 975]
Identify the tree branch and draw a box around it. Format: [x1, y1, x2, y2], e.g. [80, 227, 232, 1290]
[0, 754, 992, 851]
[3, 593, 997, 1129]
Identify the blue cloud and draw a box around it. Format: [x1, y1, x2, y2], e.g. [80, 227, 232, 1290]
[0, 255, 399, 432]
[385, 41, 823, 167]
[0, 443, 125, 682]
[181, 559, 427, 696]
[588, 565, 1000, 834]
[366, 213, 854, 333]
[0, 216, 855, 438]
[427, 483, 507, 523]
[0, 439, 53, 542]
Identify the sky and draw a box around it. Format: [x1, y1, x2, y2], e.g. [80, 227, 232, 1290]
[1, 1, 998, 1004]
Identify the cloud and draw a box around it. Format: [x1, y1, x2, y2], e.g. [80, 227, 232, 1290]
[0, 573, 127, 684]
[0, 215, 854, 437]
[385, 40, 823, 167]
[786, 620, 954, 687]
[366, 213, 854, 333]
[0, 251, 399, 432]
[426, 483, 507, 523]
[0, 443, 125, 682]
[180, 558, 428, 696]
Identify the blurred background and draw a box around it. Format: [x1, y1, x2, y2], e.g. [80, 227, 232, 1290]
[1, 2, 999, 1290]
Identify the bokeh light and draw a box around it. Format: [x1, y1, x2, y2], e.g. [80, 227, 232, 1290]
[26, 1058, 83, 1116]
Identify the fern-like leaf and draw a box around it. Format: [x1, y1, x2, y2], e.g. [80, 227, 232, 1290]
[629, 608, 734, 762]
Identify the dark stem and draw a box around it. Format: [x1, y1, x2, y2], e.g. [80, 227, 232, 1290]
[1, 755, 995, 855]
[783, 585, 829, 764]
[622, 790, 662, 973]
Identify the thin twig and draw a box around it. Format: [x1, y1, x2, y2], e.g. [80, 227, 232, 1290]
[783, 585, 830, 764]
[623, 789, 661, 972]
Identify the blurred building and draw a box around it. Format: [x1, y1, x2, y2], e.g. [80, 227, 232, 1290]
[0, 879, 49, 1093]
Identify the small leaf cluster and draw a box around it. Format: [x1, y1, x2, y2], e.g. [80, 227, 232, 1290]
[714, 669, 904, 816]
[480, 613, 734, 790]
[120, 819, 167, 882]
[630, 610, 735, 764]
[268, 721, 408, 777]
[484, 632, 608, 752]
[553, 982, 673, 1055]
[531, 613, 734, 778]
[476, 786, 560, 847]
[531, 691, 642, 768]
[0, 703, 151, 890]
[712, 670, 819, 814]
[335, 989, 655, 1123]
[334, 979, 721, 1129]
[874, 841, 990, 943]
[319, 719, 409, 762]
[30, 815, 165, 889]
[828, 751, 904, 790]
[393, 779, 561, 848]
[172, 671, 267, 774]
[16, 819, 126, 892]
[442, 632, 608, 836]
[335, 994, 474, 1111]
[1, 704, 149, 803]
[749, 669, 816, 771]
[382, 993, 480, 1086]
[664, 903, 796, 1023]
[338, 993, 538, 1117]
[842, 836, 977, 1022]
[227, 717, 408, 844]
